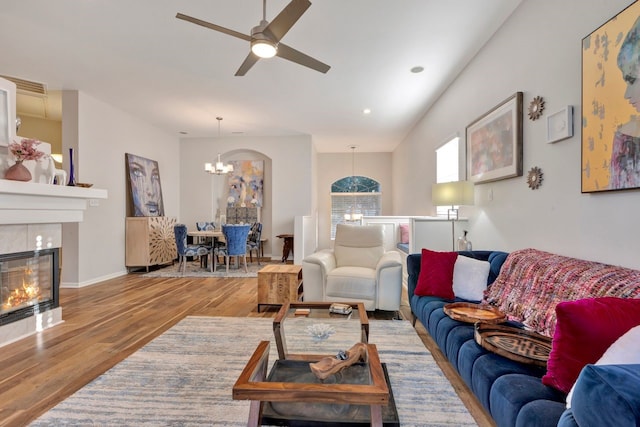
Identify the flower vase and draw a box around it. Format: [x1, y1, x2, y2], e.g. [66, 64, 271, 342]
[4, 160, 32, 181]
[67, 148, 76, 186]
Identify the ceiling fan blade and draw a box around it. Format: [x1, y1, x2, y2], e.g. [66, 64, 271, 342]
[276, 43, 330, 74]
[235, 52, 261, 76]
[176, 13, 251, 42]
[263, 0, 311, 42]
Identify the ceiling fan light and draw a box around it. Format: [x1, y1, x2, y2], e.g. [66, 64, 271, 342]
[251, 39, 277, 58]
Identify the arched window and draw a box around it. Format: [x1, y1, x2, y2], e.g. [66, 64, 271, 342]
[330, 176, 381, 239]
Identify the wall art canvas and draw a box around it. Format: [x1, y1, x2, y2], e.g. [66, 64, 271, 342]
[227, 160, 264, 207]
[466, 92, 523, 184]
[125, 153, 165, 217]
[582, 2, 640, 192]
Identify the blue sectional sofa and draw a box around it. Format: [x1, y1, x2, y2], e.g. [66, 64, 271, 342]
[407, 249, 640, 427]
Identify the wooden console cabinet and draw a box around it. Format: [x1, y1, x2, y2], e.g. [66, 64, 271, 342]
[125, 216, 177, 271]
[257, 264, 303, 312]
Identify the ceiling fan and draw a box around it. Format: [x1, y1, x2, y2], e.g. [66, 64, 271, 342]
[176, 0, 330, 76]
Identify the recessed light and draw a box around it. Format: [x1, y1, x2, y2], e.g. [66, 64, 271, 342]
[410, 66, 424, 73]
[363, 108, 372, 115]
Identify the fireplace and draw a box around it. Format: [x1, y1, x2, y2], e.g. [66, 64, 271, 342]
[0, 248, 59, 327]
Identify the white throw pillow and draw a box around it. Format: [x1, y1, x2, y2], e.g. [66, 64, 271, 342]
[452, 256, 490, 301]
[566, 324, 640, 408]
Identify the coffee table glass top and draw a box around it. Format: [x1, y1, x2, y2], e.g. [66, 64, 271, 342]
[273, 302, 369, 361]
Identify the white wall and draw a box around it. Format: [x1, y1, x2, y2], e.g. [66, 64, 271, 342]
[316, 152, 393, 249]
[61, 91, 179, 286]
[393, 0, 640, 269]
[179, 135, 313, 261]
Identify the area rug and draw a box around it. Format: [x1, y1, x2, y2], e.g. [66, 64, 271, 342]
[141, 260, 274, 278]
[31, 317, 476, 426]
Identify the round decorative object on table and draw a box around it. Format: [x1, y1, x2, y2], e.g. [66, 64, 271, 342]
[444, 302, 507, 324]
[4, 160, 32, 181]
[474, 322, 552, 367]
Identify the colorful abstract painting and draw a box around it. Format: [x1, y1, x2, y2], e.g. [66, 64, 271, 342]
[227, 160, 264, 207]
[582, 2, 640, 192]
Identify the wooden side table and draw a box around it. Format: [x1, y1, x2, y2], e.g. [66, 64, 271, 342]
[257, 264, 303, 312]
[276, 234, 294, 262]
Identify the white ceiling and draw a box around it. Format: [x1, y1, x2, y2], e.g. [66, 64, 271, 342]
[0, 0, 521, 153]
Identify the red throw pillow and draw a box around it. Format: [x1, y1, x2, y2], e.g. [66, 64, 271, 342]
[414, 248, 458, 299]
[542, 297, 640, 394]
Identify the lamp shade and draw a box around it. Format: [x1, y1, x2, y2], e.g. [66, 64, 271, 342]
[431, 181, 475, 206]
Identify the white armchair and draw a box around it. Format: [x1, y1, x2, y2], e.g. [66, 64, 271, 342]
[302, 224, 403, 311]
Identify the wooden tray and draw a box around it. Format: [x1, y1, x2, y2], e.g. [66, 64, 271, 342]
[443, 302, 506, 324]
[474, 323, 552, 367]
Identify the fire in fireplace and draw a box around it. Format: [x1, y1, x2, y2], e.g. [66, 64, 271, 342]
[0, 248, 59, 326]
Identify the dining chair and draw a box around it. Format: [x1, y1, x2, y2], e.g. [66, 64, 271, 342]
[174, 224, 213, 274]
[247, 222, 263, 265]
[217, 224, 251, 274]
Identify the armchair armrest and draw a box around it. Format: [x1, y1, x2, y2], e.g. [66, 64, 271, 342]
[376, 251, 402, 271]
[375, 251, 403, 311]
[302, 249, 336, 303]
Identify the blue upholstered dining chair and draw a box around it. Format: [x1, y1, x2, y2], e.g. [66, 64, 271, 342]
[217, 224, 251, 274]
[174, 224, 212, 274]
[246, 222, 263, 265]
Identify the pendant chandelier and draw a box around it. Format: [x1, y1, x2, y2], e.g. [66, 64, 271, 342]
[204, 117, 234, 175]
[344, 145, 362, 221]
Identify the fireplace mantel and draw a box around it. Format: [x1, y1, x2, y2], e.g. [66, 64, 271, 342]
[0, 179, 108, 224]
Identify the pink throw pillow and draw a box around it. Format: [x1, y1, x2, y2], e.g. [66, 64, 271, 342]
[542, 297, 640, 393]
[414, 248, 458, 299]
[399, 223, 409, 244]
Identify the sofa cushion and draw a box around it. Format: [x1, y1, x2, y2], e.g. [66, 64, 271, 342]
[490, 374, 565, 427]
[484, 248, 640, 337]
[566, 324, 640, 407]
[517, 400, 567, 427]
[542, 297, 640, 394]
[414, 248, 457, 299]
[452, 255, 490, 301]
[569, 364, 640, 427]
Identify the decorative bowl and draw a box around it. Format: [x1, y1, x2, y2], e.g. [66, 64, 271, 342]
[75, 183, 93, 188]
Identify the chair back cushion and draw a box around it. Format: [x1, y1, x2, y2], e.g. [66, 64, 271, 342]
[222, 224, 251, 255]
[174, 224, 188, 255]
[334, 224, 384, 269]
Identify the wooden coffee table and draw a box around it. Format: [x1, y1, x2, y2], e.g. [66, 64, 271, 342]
[257, 264, 303, 312]
[232, 341, 390, 427]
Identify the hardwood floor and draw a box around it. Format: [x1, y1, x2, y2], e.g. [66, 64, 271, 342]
[0, 272, 495, 427]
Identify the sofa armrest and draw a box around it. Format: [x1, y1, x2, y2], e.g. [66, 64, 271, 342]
[302, 249, 336, 303]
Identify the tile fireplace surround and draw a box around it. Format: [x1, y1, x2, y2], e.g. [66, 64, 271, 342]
[0, 179, 107, 347]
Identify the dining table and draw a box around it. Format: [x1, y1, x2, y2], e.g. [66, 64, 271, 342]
[187, 230, 224, 269]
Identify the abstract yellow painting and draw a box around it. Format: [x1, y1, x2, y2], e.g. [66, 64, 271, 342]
[582, 2, 640, 192]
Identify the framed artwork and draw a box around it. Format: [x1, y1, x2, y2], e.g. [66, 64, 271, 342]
[125, 153, 165, 217]
[547, 106, 574, 143]
[0, 77, 17, 147]
[228, 160, 264, 207]
[466, 92, 523, 184]
[582, 1, 640, 193]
